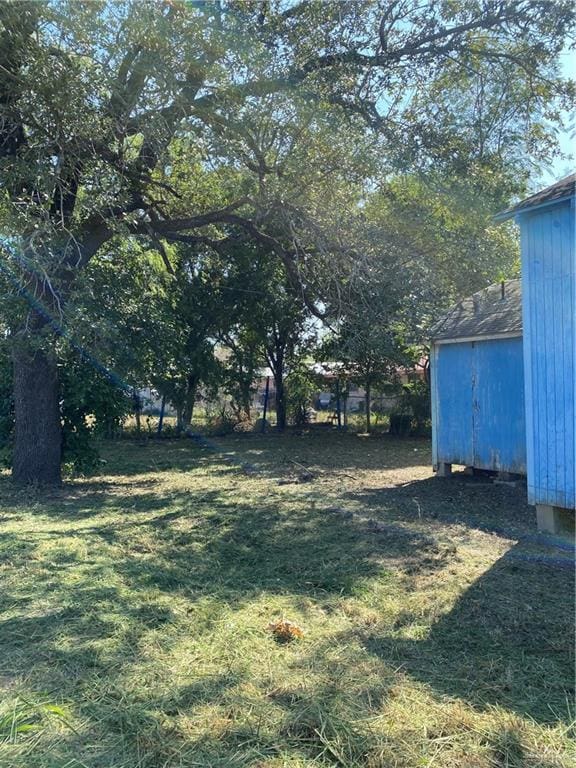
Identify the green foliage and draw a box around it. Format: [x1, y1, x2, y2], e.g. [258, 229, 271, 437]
[0, 337, 131, 473]
[286, 364, 318, 427]
[363, 173, 522, 322]
[0, 0, 574, 481]
[0, 697, 69, 744]
[70, 238, 229, 432]
[215, 241, 314, 430]
[392, 378, 432, 436]
[219, 332, 261, 421]
[59, 351, 131, 474]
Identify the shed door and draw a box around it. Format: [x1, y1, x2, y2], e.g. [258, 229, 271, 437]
[435, 342, 475, 466]
[434, 338, 526, 472]
[472, 338, 526, 473]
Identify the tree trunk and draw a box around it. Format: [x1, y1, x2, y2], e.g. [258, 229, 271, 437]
[12, 344, 62, 485]
[182, 374, 197, 430]
[134, 405, 141, 434]
[365, 382, 371, 434]
[176, 406, 184, 433]
[240, 381, 252, 421]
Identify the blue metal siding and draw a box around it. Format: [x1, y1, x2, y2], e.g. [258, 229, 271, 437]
[473, 338, 526, 473]
[432, 342, 474, 467]
[432, 338, 526, 473]
[520, 200, 575, 509]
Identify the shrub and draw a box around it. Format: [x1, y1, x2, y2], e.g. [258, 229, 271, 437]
[390, 379, 431, 436]
[286, 366, 317, 427]
[60, 353, 132, 472]
[0, 339, 132, 474]
[205, 405, 238, 436]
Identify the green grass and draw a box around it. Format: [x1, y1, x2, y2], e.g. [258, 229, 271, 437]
[0, 432, 573, 767]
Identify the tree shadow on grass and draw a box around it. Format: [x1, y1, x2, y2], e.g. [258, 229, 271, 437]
[0, 475, 442, 648]
[362, 542, 574, 725]
[336, 472, 575, 725]
[109, 488, 441, 601]
[208, 431, 432, 478]
[343, 470, 540, 538]
[93, 431, 433, 481]
[0, 475, 451, 767]
[0, 441, 573, 765]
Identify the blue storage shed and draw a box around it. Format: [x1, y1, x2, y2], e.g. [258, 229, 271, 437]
[431, 280, 526, 477]
[496, 174, 575, 534]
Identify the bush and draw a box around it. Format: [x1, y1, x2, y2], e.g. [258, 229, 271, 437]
[390, 379, 431, 436]
[205, 405, 238, 436]
[286, 367, 317, 427]
[389, 413, 412, 436]
[60, 356, 132, 473]
[0, 332, 134, 473]
[233, 416, 255, 433]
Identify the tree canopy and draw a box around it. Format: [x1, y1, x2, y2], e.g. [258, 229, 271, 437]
[0, 0, 573, 483]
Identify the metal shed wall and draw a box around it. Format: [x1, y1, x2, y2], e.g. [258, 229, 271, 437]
[431, 337, 526, 474]
[520, 199, 575, 510]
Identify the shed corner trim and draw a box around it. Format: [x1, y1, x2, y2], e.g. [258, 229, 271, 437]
[432, 332, 522, 345]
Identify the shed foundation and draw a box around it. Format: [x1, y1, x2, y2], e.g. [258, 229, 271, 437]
[535, 504, 575, 537]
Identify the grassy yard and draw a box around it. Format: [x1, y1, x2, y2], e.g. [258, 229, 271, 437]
[0, 432, 573, 768]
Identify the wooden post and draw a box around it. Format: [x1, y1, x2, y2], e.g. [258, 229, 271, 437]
[133, 388, 141, 435]
[336, 378, 342, 429]
[262, 376, 270, 433]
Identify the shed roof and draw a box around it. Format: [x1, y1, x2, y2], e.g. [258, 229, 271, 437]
[431, 279, 522, 342]
[495, 173, 575, 221]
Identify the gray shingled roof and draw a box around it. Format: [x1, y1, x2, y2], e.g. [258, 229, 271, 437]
[495, 173, 575, 221]
[431, 279, 522, 341]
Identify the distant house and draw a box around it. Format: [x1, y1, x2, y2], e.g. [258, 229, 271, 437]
[431, 175, 575, 535]
[310, 360, 427, 414]
[430, 279, 526, 476]
[251, 360, 427, 420]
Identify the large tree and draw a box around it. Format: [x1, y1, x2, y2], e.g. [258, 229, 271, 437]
[216, 239, 313, 431]
[0, 0, 573, 483]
